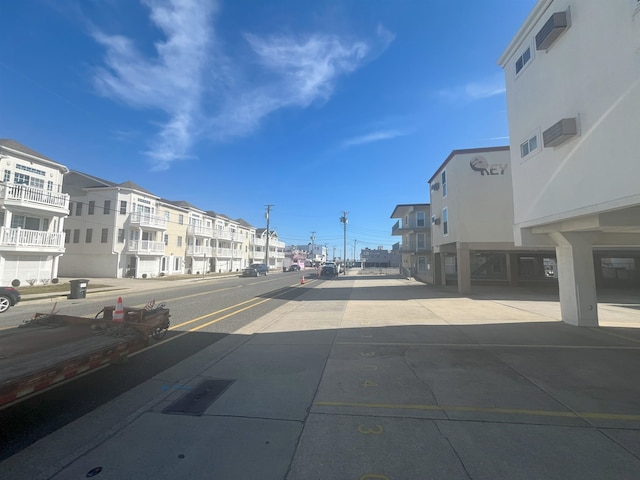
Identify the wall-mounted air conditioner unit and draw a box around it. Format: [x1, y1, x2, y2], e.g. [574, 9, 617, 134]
[431, 182, 440, 191]
[543, 117, 578, 148]
[431, 215, 440, 225]
[536, 10, 570, 51]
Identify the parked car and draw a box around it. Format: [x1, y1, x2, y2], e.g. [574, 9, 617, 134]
[242, 263, 268, 277]
[0, 286, 21, 313]
[289, 264, 301, 272]
[320, 264, 338, 277]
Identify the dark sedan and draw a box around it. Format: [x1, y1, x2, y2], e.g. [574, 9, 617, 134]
[0, 286, 21, 313]
[289, 265, 301, 272]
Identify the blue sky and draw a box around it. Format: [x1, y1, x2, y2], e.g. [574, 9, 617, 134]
[0, 0, 535, 259]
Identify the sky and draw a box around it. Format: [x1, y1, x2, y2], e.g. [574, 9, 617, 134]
[0, 0, 537, 259]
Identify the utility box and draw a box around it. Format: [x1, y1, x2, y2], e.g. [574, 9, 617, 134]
[69, 279, 89, 299]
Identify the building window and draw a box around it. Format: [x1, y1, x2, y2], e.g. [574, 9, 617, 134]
[101, 228, 109, 243]
[73, 229, 80, 243]
[177, 236, 183, 247]
[417, 233, 426, 250]
[174, 257, 181, 270]
[76, 201, 82, 216]
[88, 201, 95, 215]
[47, 181, 53, 191]
[119, 201, 127, 214]
[14, 173, 30, 185]
[442, 207, 449, 236]
[3, 170, 10, 182]
[165, 211, 170, 223]
[69, 201, 74, 215]
[64, 229, 70, 244]
[178, 214, 184, 225]
[515, 45, 532, 75]
[85, 229, 93, 243]
[118, 229, 125, 243]
[520, 132, 540, 159]
[441, 170, 447, 198]
[164, 234, 169, 245]
[416, 212, 425, 227]
[104, 200, 111, 214]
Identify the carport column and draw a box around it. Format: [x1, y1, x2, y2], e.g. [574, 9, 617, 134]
[432, 253, 442, 286]
[549, 232, 598, 327]
[506, 253, 519, 286]
[456, 242, 471, 295]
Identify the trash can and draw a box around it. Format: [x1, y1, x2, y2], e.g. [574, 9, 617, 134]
[69, 279, 89, 299]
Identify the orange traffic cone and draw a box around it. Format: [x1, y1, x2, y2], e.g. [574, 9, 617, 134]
[113, 297, 124, 323]
[301, 276, 305, 285]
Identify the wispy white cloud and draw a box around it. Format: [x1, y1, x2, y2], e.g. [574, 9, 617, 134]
[340, 129, 409, 149]
[91, 0, 217, 170]
[438, 73, 505, 103]
[91, 0, 393, 169]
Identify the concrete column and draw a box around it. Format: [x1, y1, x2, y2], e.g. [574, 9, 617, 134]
[506, 253, 519, 286]
[456, 242, 471, 295]
[431, 253, 442, 285]
[440, 253, 447, 286]
[549, 232, 599, 327]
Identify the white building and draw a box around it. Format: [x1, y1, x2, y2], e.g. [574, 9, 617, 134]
[0, 140, 70, 285]
[390, 204, 431, 280]
[428, 147, 553, 293]
[498, 0, 640, 326]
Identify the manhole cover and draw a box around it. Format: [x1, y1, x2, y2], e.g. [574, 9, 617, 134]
[162, 378, 235, 416]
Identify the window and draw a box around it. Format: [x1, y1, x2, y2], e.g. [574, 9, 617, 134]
[515, 45, 532, 75]
[174, 257, 181, 270]
[73, 229, 80, 243]
[101, 228, 109, 243]
[103, 200, 111, 214]
[88, 201, 95, 215]
[178, 214, 184, 225]
[11, 215, 40, 230]
[47, 181, 53, 192]
[3, 170, 10, 182]
[441, 170, 447, 198]
[69, 201, 74, 215]
[520, 132, 540, 159]
[416, 212, 425, 227]
[442, 207, 449, 236]
[165, 211, 170, 223]
[119, 201, 127, 214]
[76, 202, 83, 216]
[177, 236, 183, 247]
[118, 229, 125, 243]
[85, 229, 93, 243]
[14, 173, 29, 185]
[64, 229, 70, 244]
[417, 233, 426, 250]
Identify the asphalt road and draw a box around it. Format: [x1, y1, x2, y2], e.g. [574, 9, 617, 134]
[0, 273, 313, 460]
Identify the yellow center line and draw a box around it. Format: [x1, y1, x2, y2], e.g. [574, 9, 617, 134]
[314, 401, 640, 421]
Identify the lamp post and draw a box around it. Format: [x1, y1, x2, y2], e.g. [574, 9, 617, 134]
[340, 212, 348, 275]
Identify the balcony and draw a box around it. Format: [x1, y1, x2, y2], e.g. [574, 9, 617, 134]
[186, 245, 214, 256]
[0, 183, 69, 214]
[127, 240, 165, 255]
[187, 225, 214, 238]
[0, 227, 64, 251]
[129, 212, 167, 230]
[215, 247, 233, 258]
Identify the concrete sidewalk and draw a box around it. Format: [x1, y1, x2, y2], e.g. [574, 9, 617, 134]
[3, 274, 640, 479]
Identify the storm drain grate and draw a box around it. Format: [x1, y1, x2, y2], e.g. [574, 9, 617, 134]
[162, 378, 235, 416]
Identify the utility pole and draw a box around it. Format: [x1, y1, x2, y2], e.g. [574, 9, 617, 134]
[310, 231, 316, 265]
[265, 204, 273, 270]
[354, 239, 357, 266]
[340, 211, 348, 275]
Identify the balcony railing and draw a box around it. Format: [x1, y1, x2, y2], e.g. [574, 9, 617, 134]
[187, 225, 214, 237]
[127, 240, 165, 255]
[186, 245, 214, 256]
[0, 183, 69, 211]
[129, 213, 167, 229]
[0, 227, 64, 249]
[212, 230, 247, 242]
[215, 247, 232, 257]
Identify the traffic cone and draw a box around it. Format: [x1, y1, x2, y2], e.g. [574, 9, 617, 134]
[113, 297, 124, 323]
[301, 276, 305, 285]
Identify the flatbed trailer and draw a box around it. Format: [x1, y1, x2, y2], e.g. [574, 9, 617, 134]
[0, 304, 170, 410]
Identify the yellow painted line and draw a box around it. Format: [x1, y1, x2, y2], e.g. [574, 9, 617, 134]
[314, 401, 640, 421]
[589, 327, 640, 345]
[335, 341, 640, 350]
[170, 296, 264, 329]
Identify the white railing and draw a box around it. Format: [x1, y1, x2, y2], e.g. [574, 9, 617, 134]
[186, 245, 214, 256]
[253, 238, 265, 247]
[129, 212, 167, 229]
[0, 227, 64, 248]
[0, 183, 69, 210]
[128, 240, 165, 254]
[215, 247, 232, 257]
[187, 225, 214, 237]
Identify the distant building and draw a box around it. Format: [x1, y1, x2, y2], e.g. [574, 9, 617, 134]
[390, 204, 431, 280]
[360, 247, 401, 268]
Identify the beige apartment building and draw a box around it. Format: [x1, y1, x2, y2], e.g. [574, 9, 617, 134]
[390, 204, 432, 281]
[498, 0, 640, 325]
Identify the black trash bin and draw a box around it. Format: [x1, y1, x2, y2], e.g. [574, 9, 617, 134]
[69, 279, 89, 299]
